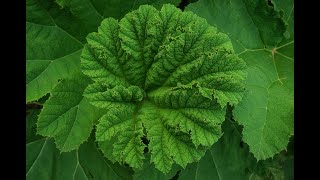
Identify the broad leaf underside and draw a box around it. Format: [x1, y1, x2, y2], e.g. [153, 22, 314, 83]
[81, 4, 247, 173]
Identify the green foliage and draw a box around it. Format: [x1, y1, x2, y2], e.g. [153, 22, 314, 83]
[187, 0, 294, 160]
[81, 4, 246, 173]
[26, 0, 294, 179]
[26, 0, 181, 102]
[37, 72, 105, 151]
[26, 138, 133, 180]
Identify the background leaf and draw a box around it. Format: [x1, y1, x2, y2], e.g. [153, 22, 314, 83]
[85, 0, 181, 19]
[26, 109, 43, 144]
[187, 0, 294, 160]
[133, 154, 181, 180]
[26, 0, 180, 102]
[37, 72, 105, 152]
[179, 119, 255, 180]
[27, 107, 133, 180]
[26, 138, 133, 180]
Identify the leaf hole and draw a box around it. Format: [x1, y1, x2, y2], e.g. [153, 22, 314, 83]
[240, 140, 244, 148]
[267, 0, 274, 7]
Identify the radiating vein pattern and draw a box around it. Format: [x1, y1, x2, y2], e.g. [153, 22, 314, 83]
[80, 4, 247, 173]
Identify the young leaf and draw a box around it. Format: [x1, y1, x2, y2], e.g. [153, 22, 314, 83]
[81, 4, 247, 173]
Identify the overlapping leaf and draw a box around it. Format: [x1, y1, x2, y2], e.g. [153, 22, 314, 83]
[81, 4, 247, 173]
[26, 109, 42, 144]
[26, 0, 294, 178]
[26, 0, 178, 102]
[27, 110, 133, 180]
[37, 73, 105, 151]
[187, 0, 294, 160]
[133, 154, 181, 180]
[26, 0, 96, 102]
[26, 138, 133, 180]
[179, 119, 255, 180]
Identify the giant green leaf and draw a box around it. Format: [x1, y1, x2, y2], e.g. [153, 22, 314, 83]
[26, 0, 89, 102]
[37, 72, 105, 152]
[187, 0, 294, 160]
[81, 4, 247, 173]
[26, 0, 179, 102]
[26, 138, 133, 180]
[26, 22, 83, 102]
[27, 0, 104, 43]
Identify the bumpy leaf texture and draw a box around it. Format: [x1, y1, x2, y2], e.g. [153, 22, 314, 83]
[81, 4, 247, 173]
[187, 0, 294, 160]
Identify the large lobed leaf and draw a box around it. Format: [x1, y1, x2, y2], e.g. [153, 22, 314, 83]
[26, 0, 294, 178]
[28, 0, 183, 153]
[26, 0, 181, 102]
[26, 0, 95, 102]
[81, 4, 247, 173]
[187, 0, 294, 160]
[36, 72, 105, 152]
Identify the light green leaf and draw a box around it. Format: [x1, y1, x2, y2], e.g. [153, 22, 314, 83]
[26, 138, 133, 180]
[119, 5, 158, 86]
[187, 0, 294, 160]
[81, 18, 129, 87]
[37, 73, 105, 152]
[81, 4, 246, 173]
[86, 84, 146, 168]
[97, 107, 146, 169]
[141, 101, 207, 173]
[146, 88, 225, 147]
[84, 83, 145, 109]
